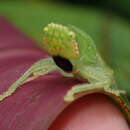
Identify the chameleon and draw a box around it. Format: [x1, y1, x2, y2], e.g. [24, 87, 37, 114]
[0, 23, 128, 104]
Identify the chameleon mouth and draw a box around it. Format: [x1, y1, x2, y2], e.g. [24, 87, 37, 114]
[52, 56, 73, 72]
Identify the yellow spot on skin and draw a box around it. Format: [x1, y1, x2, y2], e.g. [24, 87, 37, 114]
[72, 41, 79, 57]
[44, 27, 48, 32]
[68, 31, 75, 38]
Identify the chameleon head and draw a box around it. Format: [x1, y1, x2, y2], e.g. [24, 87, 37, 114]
[43, 23, 97, 72]
[43, 23, 79, 59]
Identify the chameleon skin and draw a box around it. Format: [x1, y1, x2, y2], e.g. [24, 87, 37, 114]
[43, 23, 122, 102]
[0, 23, 125, 102]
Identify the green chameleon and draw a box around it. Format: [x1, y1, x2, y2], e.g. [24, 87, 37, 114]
[0, 23, 130, 123]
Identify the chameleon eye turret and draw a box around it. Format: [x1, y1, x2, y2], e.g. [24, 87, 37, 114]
[43, 23, 79, 59]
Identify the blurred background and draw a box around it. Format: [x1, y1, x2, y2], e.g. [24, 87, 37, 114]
[0, 0, 130, 99]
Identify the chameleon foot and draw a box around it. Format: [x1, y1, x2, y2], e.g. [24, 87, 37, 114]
[64, 91, 75, 102]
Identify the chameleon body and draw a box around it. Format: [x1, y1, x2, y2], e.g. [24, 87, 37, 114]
[0, 23, 127, 103]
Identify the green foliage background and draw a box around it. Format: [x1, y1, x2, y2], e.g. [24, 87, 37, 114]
[0, 1, 130, 99]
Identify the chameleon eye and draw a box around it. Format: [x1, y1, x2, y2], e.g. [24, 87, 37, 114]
[53, 56, 73, 72]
